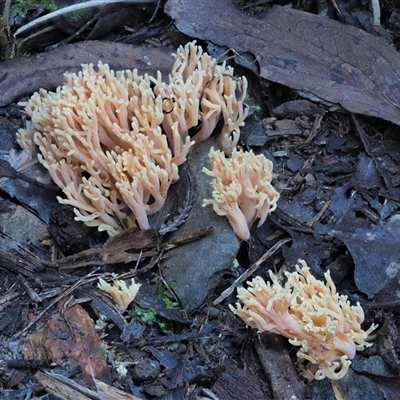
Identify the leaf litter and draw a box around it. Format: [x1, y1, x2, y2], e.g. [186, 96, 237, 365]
[1, 0, 400, 398]
[166, 0, 400, 125]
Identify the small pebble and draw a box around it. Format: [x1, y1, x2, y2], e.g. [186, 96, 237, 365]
[132, 358, 160, 382]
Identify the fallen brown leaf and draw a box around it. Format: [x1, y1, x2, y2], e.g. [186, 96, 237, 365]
[0, 41, 175, 107]
[166, 0, 400, 125]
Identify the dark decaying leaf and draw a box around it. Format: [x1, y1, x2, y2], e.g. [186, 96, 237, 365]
[165, 0, 400, 126]
[353, 116, 400, 198]
[0, 169, 61, 226]
[315, 186, 400, 300]
[0, 41, 175, 107]
[74, 287, 127, 331]
[282, 231, 347, 279]
[134, 279, 190, 324]
[366, 375, 400, 400]
[349, 153, 383, 192]
[332, 217, 400, 300]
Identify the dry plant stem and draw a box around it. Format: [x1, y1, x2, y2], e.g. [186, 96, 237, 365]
[3, 0, 11, 37]
[242, 0, 272, 9]
[304, 115, 323, 145]
[34, 371, 93, 400]
[0, 292, 20, 308]
[201, 389, 220, 400]
[157, 263, 180, 304]
[55, 12, 100, 47]
[14, 0, 157, 37]
[149, 0, 162, 22]
[95, 378, 144, 400]
[160, 227, 214, 251]
[54, 227, 212, 270]
[330, 0, 342, 15]
[0, 159, 59, 192]
[371, 0, 381, 26]
[343, 291, 400, 308]
[18, 26, 56, 49]
[331, 380, 346, 400]
[212, 237, 291, 305]
[18, 273, 42, 302]
[306, 199, 331, 227]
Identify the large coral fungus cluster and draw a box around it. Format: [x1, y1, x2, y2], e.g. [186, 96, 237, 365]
[17, 42, 248, 236]
[229, 260, 377, 380]
[18, 63, 180, 236]
[150, 42, 248, 154]
[202, 148, 279, 241]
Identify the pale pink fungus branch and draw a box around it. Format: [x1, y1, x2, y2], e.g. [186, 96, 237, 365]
[17, 42, 249, 236]
[97, 277, 141, 312]
[18, 62, 183, 236]
[203, 147, 279, 241]
[151, 41, 248, 155]
[229, 260, 378, 381]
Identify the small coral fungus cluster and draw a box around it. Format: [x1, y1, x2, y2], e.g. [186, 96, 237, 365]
[17, 42, 252, 236]
[230, 260, 377, 380]
[203, 148, 279, 241]
[97, 277, 141, 312]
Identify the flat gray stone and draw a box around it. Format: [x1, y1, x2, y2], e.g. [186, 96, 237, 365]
[161, 140, 239, 311]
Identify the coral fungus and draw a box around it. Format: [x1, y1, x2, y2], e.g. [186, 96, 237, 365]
[229, 260, 377, 380]
[17, 42, 248, 236]
[202, 147, 279, 241]
[98, 277, 141, 312]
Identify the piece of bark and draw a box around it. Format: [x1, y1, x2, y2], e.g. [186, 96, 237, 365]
[34, 371, 144, 400]
[255, 333, 305, 400]
[212, 362, 270, 400]
[23, 298, 111, 386]
[0, 41, 175, 107]
[166, 0, 400, 126]
[34, 371, 93, 400]
[0, 231, 55, 277]
[73, 287, 127, 331]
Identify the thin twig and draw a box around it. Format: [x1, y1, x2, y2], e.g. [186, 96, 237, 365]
[17, 26, 56, 49]
[54, 11, 100, 47]
[148, 0, 162, 23]
[213, 237, 291, 305]
[14, 0, 157, 37]
[15, 268, 101, 338]
[242, 0, 272, 10]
